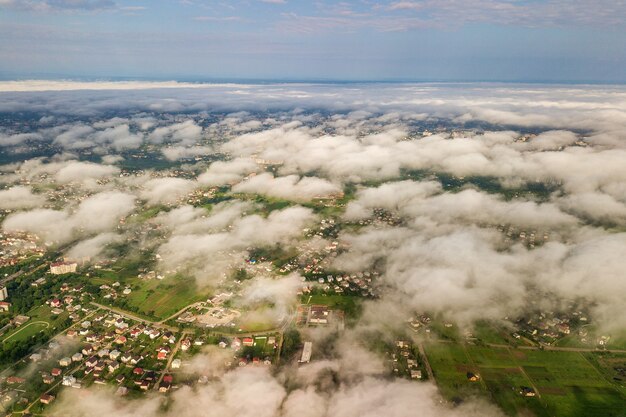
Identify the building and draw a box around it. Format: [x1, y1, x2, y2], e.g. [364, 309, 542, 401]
[0, 286, 8, 301]
[40, 394, 55, 404]
[308, 305, 330, 325]
[299, 341, 312, 363]
[50, 261, 78, 275]
[0, 301, 10, 312]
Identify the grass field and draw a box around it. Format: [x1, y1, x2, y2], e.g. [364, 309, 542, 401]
[123, 275, 209, 320]
[426, 342, 626, 417]
[1, 305, 67, 344]
[302, 293, 361, 319]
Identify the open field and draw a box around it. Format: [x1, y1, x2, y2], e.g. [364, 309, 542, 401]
[123, 276, 210, 320]
[1, 305, 68, 344]
[425, 342, 626, 417]
[301, 293, 361, 319]
[89, 265, 209, 321]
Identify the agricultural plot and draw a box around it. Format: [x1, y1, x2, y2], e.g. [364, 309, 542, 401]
[123, 276, 209, 320]
[424, 343, 485, 400]
[426, 343, 626, 417]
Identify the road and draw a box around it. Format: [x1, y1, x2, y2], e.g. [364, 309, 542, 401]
[154, 329, 192, 390]
[416, 341, 435, 383]
[0, 262, 47, 286]
[157, 302, 203, 325]
[484, 342, 626, 354]
[90, 301, 177, 332]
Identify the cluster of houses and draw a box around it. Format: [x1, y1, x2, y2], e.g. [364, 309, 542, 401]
[497, 224, 550, 249]
[391, 340, 423, 380]
[515, 308, 595, 346]
[0, 232, 45, 269]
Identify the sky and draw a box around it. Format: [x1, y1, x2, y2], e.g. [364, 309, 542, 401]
[0, 1, 625, 82]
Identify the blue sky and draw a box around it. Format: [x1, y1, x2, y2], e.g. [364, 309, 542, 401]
[0, 0, 625, 82]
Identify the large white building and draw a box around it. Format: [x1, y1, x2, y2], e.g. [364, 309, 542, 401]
[50, 261, 78, 275]
[0, 286, 7, 301]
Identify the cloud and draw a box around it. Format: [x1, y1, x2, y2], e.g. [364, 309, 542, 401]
[139, 177, 196, 204]
[148, 120, 202, 145]
[156, 205, 315, 283]
[0, 0, 116, 12]
[0, 186, 46, 210]
[55, 161, 120, 183]
[0, 132, 43, 147]
[232, 173, 342, 201]
[197, 158, 261, 186]
[2, 191, 135, 244]
[65, 231, 122, 260]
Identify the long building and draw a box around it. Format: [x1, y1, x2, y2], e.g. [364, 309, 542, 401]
[299, 341, 312, 363]
[50, 261, 77, 275]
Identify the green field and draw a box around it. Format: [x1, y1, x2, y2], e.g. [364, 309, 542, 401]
[2, 305, 67, 344]
[122, 275, 209, 320]
[302, 293, 361, 319]
[2, 321, 49, 343]
[426, 342, 626, 416]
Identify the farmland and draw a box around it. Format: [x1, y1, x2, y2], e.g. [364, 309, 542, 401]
[425, 342, 626, 417]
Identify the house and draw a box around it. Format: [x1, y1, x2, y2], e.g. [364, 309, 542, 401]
[467, 372, 480, 382]
[30, 353, 42, 362]
[410, 370, 423, 379]
[59, 357, 72, 367]
[171, 359, 182, 369]
[0, 301, 11, 312]
[163, 374, 173, 383]
[519, 386, 536, 397]
[133, 367, 143, 375]
[62, 375, 77, 387]
[120, 352, 133, 363]
[242, 337, 254, 347]
[7, 376, 25, 385]
[157, 351, 168, 361]
[109, 350, 121, 360]
[140, 380, 150, 390]
[71, 353, 84, 362]
[116, 386, 129, 396]
[51, 368, 62, 377]
[42, 374, 55, 384]
[81, 345, 94, 355]
[181, 339, 191, 351]
[159, 381, 171, 393]
[40, 394, 55, 404]
[108, 361, 120, 372]
[50, 299, 62, 308]
[116, 374, 126, 384]
[114, 335, 127, 345]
